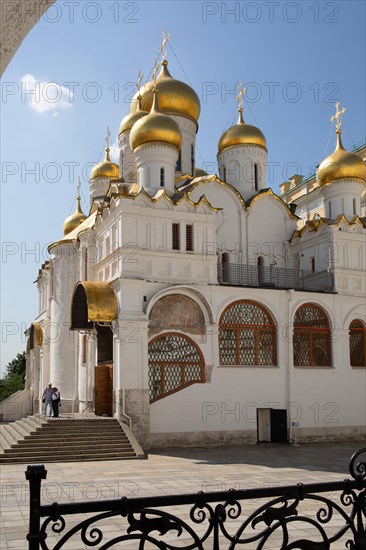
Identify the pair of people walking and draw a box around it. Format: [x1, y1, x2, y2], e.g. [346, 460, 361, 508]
[42, 383, 61, 417]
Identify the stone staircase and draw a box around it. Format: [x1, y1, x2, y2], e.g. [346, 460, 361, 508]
[0, 415, 145, 463]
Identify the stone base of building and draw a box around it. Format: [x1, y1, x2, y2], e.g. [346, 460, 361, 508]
[293, 425, 366, 443]
[149, 430, 257, 449]
[116, 389, 150, 450]
[149, 425, 366, 449]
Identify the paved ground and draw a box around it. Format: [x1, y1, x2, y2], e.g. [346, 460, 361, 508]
[0, 441, 365, 549]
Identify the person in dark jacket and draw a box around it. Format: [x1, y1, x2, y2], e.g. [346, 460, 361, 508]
[51, 387, 61, 417]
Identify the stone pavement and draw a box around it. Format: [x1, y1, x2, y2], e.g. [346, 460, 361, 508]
[0, 441, 364, 549]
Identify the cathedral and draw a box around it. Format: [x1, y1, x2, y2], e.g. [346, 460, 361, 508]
[16, 39, 366, 449]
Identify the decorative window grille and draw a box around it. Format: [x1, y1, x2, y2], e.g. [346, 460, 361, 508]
[349, 320, 366, 367]
[160, 167, 165, 187]
[148, 333, 205, 402]
[186, 225, 193, 252]
[219, 301, 276, 366]
[172, 223, 180, 250]
[293, 304, 331, 367]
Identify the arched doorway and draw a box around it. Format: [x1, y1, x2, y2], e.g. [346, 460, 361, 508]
[71, 282, 118, 416]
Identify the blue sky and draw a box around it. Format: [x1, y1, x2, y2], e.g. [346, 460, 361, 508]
[1, 0, 365, 371]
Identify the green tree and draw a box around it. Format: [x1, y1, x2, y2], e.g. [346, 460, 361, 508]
[0, 352, 26, 401]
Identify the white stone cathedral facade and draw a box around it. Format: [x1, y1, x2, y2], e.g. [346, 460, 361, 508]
[21, 53, 366, 449]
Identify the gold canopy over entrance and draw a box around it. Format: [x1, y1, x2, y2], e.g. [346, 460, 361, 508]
[70, 282, 118, 330]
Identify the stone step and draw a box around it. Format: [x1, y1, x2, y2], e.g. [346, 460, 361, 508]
[0, 453, 138, 464]
[0, 416, 144, 463]
[18, 435, 129, 445]
[5, 443, 133, 454]
[24, 430, 125, 439]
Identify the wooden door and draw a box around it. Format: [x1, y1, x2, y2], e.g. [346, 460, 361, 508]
[95, 364, 113, 416]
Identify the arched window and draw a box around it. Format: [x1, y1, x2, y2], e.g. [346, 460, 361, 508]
[353, 198, 357, 216]
[219, 301, 276, 366]
[254, 163, 259, 191]
[221, 164, 226, 181]
[293, 304, 331, 366]
[148, 333, 205, 402]
[160, 167, 165, 187]
[221, 252, 230, 283]
[328, 201, 332, 219]
[349, 320, 366, 367]
[191, 144, 195, 175]
[176, 150, 182, 171]
[257, 256, 264, 285]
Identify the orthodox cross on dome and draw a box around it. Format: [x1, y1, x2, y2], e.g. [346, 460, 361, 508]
[330, 101, 346, 132]
[105, 126, 111, 150]
[159, 29, 170, 61]
[136, 68, 143, 95]
[235, 82, 246, 111]
[152, 57, 159, 88]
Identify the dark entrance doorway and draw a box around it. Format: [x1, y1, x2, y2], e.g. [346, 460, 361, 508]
[95, 325, 113, 416]
[257, 408, 288, 443]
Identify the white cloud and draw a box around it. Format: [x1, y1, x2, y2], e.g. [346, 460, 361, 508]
[109, 138, 120, 162]
[21, 74, 73, 116]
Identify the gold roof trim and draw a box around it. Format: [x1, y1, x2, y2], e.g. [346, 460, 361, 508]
[290, 215, 366, 241]
[121, 186, 219, 211]
[247, 189, 299, 220]
[72, 282, 118, 324]
[186, 174, 247, 210]
[48, 213, 97, 252]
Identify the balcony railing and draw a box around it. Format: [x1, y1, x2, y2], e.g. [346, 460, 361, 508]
[217, 261, 335, 293]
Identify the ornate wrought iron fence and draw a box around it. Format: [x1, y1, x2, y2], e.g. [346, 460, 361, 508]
[26, 448, 366, 549]
[217, 261, 335, 293]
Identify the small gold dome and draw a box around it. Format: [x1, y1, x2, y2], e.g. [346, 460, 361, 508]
[195, 167, 208, 177]
[317, 131, 366, 187]
[218, 109, 267, 152]
[90, 148, 119, 181]
[130, 60, 200, 124]
[119, 96, 148, 135]
[130, 90, 182, 152]
[63, 196, 87, 236]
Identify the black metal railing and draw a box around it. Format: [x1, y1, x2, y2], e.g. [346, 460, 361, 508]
[26, 448, 366, 549]
[217, 261, 335, 292]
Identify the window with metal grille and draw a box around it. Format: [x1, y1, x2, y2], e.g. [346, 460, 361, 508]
[293, 304, 331, 367]
[172, 223, 180, 250]
[349, 320, 366, 367]
[160, 167, 165, 187]
[186, 224, 193, 252]
[148, 333, 205, 402]
[219, 301, 276, 366]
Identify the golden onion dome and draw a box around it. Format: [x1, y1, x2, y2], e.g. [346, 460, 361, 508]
[63, 196, 87, 236]
[129, 90, 182, 152]
[218, 108, 267, 153]
[317, 130, 366, 187]
[130, 60, 200, 124]
[119, 95, 148, 135]
[90, 148, 119, 181]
